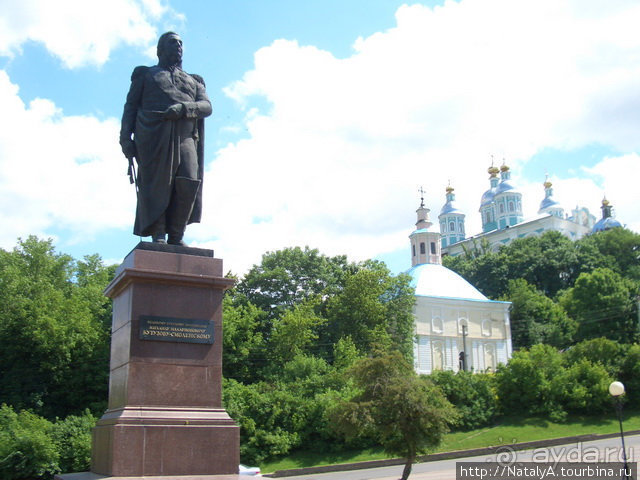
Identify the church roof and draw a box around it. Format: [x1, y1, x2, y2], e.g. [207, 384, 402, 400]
[539, 196, 561, 211]
[407, 263, 505, 303]
[440, 199, 464, 216]
[592, 217, 622, 233]
[480, 188, 496, 206]
[412, 224, 439, 234]
[495, 179, 517, 195]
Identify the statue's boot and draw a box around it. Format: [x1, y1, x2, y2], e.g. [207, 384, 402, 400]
[149, 214, 166, 243]
[167, 176, 201, 246]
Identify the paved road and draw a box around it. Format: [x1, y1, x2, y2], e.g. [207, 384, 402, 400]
[276, 434, 640, 480]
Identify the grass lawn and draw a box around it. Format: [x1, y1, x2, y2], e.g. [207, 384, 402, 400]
[261, 409, 640, 473]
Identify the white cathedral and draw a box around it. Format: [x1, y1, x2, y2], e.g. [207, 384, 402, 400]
[406, 162, 623, 374]
[439, 162, 622, 256]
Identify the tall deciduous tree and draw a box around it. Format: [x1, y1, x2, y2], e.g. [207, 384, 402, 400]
[502, 279, 576, 349]
[559, 267, 638, 343]
[325, 262, 415, 362]
[0, 237, 113, 418]
[237, 246, 350, 318]
[329, 352, 458, 480]
[267, 299, 326, 365]
[577, 228, 640, 282]
[503, 232, 580, 298]
[443, 250, 508, 300]
[222, 296, 265, 383]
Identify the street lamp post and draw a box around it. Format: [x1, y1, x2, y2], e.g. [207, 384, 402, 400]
[609, 381, 632, 480]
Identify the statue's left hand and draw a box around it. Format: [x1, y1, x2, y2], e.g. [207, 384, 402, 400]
[163, 103, 184, 120]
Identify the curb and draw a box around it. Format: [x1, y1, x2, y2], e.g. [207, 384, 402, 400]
[265, 429, 640, 477]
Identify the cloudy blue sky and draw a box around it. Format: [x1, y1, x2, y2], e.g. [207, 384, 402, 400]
[0, 0, 638, 274]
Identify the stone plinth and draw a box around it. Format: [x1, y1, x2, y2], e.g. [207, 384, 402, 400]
[89, 243, 239, 478]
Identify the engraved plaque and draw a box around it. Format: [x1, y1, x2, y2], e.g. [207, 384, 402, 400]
[139, 315, 214, 344]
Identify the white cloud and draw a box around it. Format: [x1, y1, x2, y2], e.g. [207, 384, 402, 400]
[0, 71, 134, 248]
[2, 0, 639, 274]
[196, 0, 640, 273]
[0, 0, 181, 68]
[584, 153, 640, 233]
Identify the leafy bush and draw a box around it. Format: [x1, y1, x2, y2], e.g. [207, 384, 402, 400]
[429, 370, 498, 430]
[0, 405, 95, 480]
[0, 404, 59, 480]
[553, 359, 612, 415]
[223, 379, 304, 464]
[50, 410, 96, 473]
[495, 344, 617, 421]
[564, 337, 626, 377]
[620, 344, 640, 402]
[495, 344, 565, 419]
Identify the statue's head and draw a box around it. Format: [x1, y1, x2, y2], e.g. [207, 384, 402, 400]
[157, 32, 183, 67]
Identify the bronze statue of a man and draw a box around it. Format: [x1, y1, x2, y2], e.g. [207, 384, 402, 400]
[120, 32, 211, 245]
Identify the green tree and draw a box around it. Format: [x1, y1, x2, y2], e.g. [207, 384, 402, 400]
[502, 279, 576, 349]
[222, 296, 264, 383]
[443, 250, 508, 299]
[503, 232, 580, 298]
[577, 228, 640, 281]
[332, 336, 360, 371]
[563, 338, 626, 377]
[329, 352, 458, 480]
[559, 267, 638, 343]
[237, 246, 351, 318]
[267, 299, 326, 365]
[325, 262, 415, 361]
[0, 237, 113, 418]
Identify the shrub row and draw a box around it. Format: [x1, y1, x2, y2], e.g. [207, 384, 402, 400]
[434, 338, 638, 427]
[4, 338, 637, 476]
[0, 405, 95, 480]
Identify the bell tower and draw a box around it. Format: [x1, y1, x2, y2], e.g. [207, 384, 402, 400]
[439, 182, 466, 248]
[409, 187, 442, 266]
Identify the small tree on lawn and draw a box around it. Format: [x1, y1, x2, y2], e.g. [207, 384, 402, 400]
[329, 351, 458, 480]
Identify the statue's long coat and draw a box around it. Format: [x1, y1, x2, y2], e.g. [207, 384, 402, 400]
[120, 65, 211, 237]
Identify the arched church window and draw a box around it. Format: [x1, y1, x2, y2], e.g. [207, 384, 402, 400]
[432, 341, 444, 371]
[458, 317, 468, 334]
[484, 343, 496, 372]
[420, 242, 425, 254]
[430, 242, 436, 254]
[432, 316, 443, 334]
[499, 203, 505, 214]
[482, 319, 492, 336]
[509, 201, 514, 212]
[449, 221, 455, 232]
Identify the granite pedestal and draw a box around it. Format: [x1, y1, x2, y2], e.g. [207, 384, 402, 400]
[57, 243, 240, 479]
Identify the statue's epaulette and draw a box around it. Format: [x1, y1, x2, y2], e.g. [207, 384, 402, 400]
[131, 66, 149, 81]
[191, 73, 206, 87]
